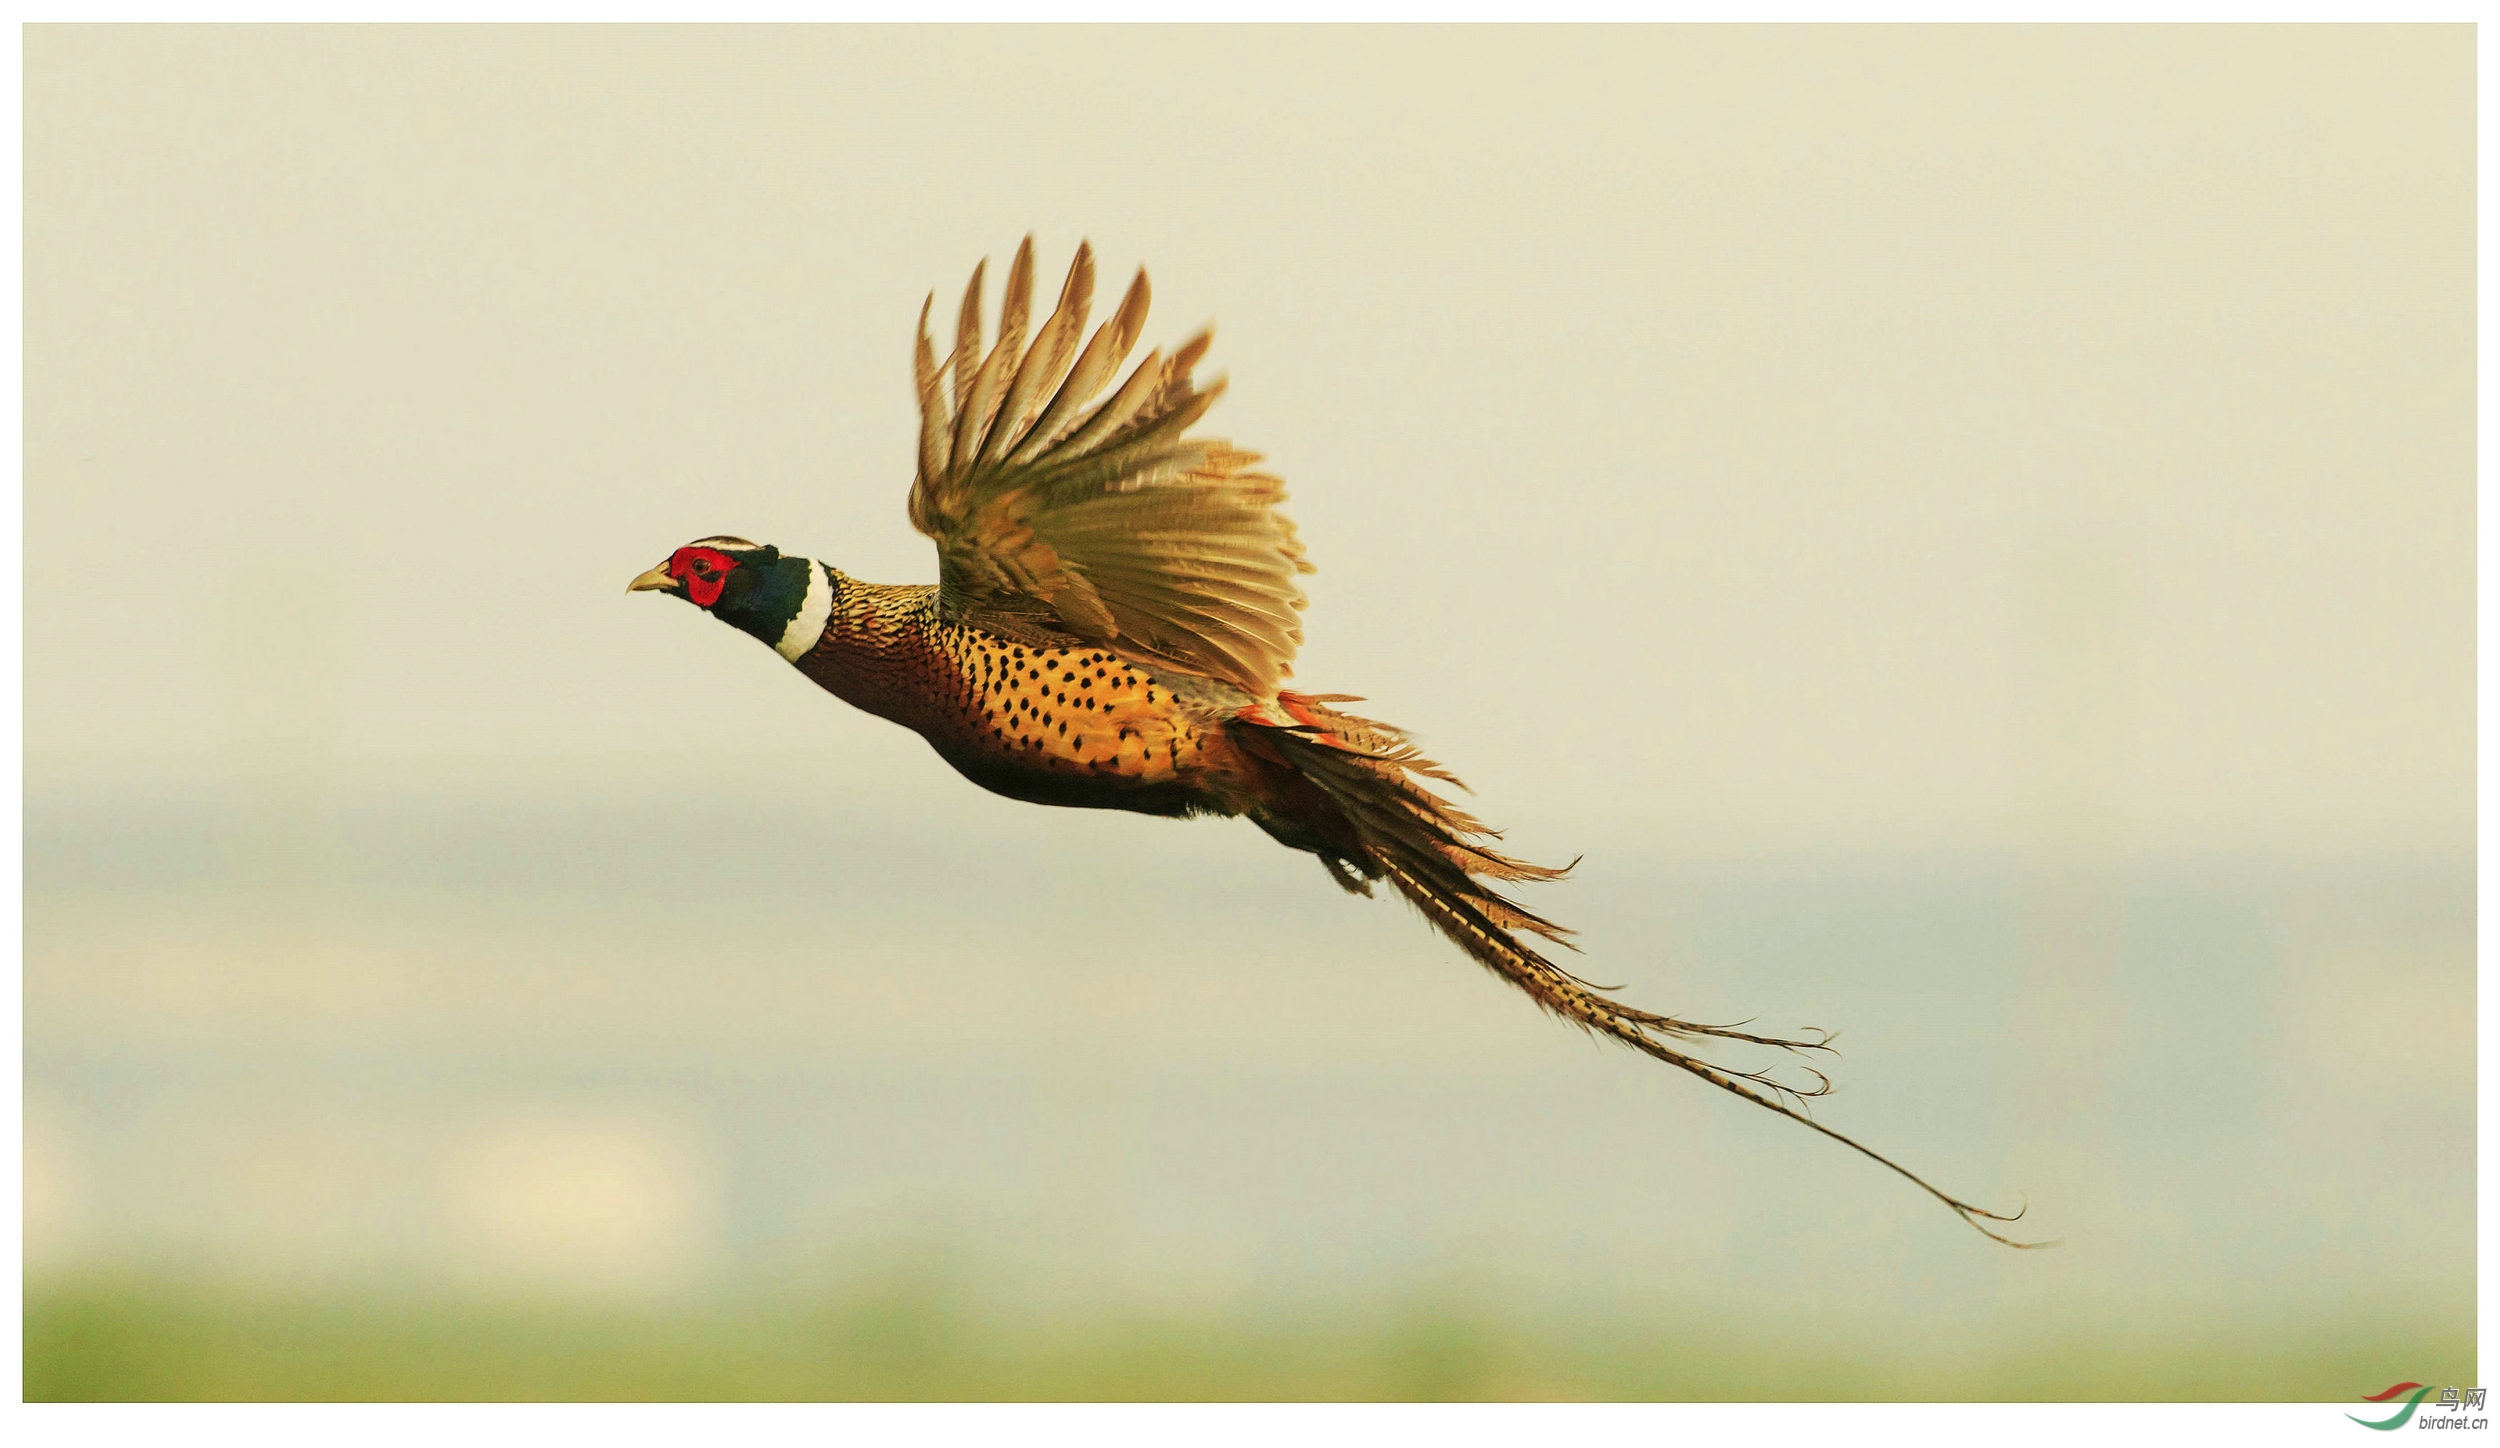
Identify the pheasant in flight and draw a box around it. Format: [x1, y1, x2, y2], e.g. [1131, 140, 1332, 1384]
[631, 239, 2037, 1245]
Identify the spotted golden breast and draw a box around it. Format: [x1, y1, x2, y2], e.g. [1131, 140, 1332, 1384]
[790, 573, 1230, 814]
[936, 628, 1218, 781]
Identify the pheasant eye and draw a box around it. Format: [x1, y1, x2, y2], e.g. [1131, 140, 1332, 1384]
[669, 545, 739, 607]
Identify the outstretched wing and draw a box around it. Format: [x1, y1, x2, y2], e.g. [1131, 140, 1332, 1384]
[906, 238, 1315, 698]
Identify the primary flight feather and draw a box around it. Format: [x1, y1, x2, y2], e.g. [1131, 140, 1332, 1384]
[631, 237, 2040, 1246]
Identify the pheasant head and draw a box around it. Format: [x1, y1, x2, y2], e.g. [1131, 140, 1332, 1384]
[629, 535, 834, 661]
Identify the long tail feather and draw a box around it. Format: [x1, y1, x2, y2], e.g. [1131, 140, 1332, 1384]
[1246, 700, 2050, 1249]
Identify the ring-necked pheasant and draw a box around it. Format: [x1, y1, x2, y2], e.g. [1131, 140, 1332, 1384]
[631, 238, 2038, 1246]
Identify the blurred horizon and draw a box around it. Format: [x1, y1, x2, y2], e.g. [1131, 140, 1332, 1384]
[28, 805, 2473, 1375]
[24, 24, 2473, 1399]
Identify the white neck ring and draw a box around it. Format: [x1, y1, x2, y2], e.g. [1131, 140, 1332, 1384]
[774, 562, 834, 662]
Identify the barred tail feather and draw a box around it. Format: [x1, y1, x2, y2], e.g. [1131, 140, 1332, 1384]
[1248, 702, 2048, 1250]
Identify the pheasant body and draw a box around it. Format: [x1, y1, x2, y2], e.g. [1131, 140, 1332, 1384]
[628, 238, 2039, 1246]
[784, 566, 1242, 815]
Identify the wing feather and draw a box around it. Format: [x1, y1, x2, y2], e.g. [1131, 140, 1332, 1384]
[950, 241, 1030, 474]
[977, 241, 1092, 474]
[950, 258, 984, 419]
[1010, 267, 1151, 468]
[910, 295, 952, 530]
[905, 240, 1310, 696]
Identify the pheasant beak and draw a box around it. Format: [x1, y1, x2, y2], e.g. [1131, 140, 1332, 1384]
[627, 563, 680, 595]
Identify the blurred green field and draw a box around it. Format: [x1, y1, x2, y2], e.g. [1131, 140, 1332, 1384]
[25, 1271, 2470, 1402]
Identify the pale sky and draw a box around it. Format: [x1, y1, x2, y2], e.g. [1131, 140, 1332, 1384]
[27, 25, 2472, 863]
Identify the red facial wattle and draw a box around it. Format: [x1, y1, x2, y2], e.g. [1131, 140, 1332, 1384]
[669, 546, 739, 607]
